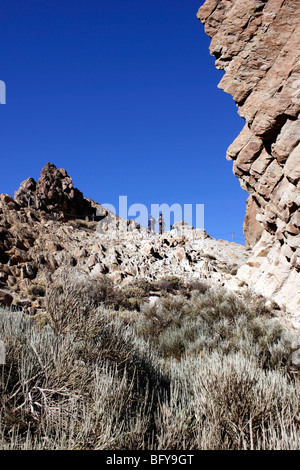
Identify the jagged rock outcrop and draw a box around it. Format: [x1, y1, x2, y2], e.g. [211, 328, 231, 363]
[14, 162, 96, 218]
[197, 0, 300, 321]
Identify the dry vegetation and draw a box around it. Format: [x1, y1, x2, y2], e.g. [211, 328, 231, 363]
[0, 275, 299, 450]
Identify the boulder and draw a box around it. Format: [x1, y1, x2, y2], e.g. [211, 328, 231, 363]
[291, 349, 300, 369]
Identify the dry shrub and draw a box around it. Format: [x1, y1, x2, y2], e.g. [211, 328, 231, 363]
[155, 380, 196, 450]
[155, 353, 300, 450]
[67, 220, 98, 231]
[155, 276, 183, 293]
[135, 288, 293, 368]
[183, 280, 209, 296]
[27, 283, 46, 298]
[0, 280, 169, 450]
[0, 277, 299, 450]
[189, 352, 300, 450]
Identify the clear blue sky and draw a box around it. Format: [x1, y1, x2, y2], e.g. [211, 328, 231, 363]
[0, 0, 247, 243]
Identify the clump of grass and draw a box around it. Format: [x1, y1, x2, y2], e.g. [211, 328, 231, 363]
[201, 253, 217, 261]
[183, 280, 209, 296]
[67, 219, 98, 231]
[155, 276, 183, 294]
[27, 283, 46, 299]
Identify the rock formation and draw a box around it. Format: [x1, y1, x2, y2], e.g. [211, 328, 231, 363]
[0, 163, 252, 320]
[14, 162, 96, 219]
[197, 0, 300, 319]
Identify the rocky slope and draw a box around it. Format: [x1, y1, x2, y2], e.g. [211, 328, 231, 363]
[0, 163, 253, 317]
[197, 0, 300, 318]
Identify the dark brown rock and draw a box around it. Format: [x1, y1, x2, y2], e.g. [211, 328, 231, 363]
[14, 163, 96, 219]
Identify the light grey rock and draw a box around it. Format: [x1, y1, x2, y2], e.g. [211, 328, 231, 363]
[291, 349, 300, 368]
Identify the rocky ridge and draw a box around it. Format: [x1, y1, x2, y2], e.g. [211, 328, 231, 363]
[0, 164, 255, 320]
[197, 0, 300, 318]
[14, 162, 97, 219]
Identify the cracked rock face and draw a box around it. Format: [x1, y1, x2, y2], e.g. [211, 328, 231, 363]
[198, 0, 300, 319]
[14, 162, 95, 218]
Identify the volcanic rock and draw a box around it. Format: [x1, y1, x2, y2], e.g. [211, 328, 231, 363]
[14, 163, 96, 219]
[0, 172, 252, 322]
[0, 150, 298, 329]
[198, 0, 300, 319]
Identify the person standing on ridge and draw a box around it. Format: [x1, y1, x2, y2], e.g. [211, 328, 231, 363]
[157, 213, 165, 235]
[148, 214, 156, 233]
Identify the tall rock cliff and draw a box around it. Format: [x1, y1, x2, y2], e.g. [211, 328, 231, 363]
[198, 0, 300, 320]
